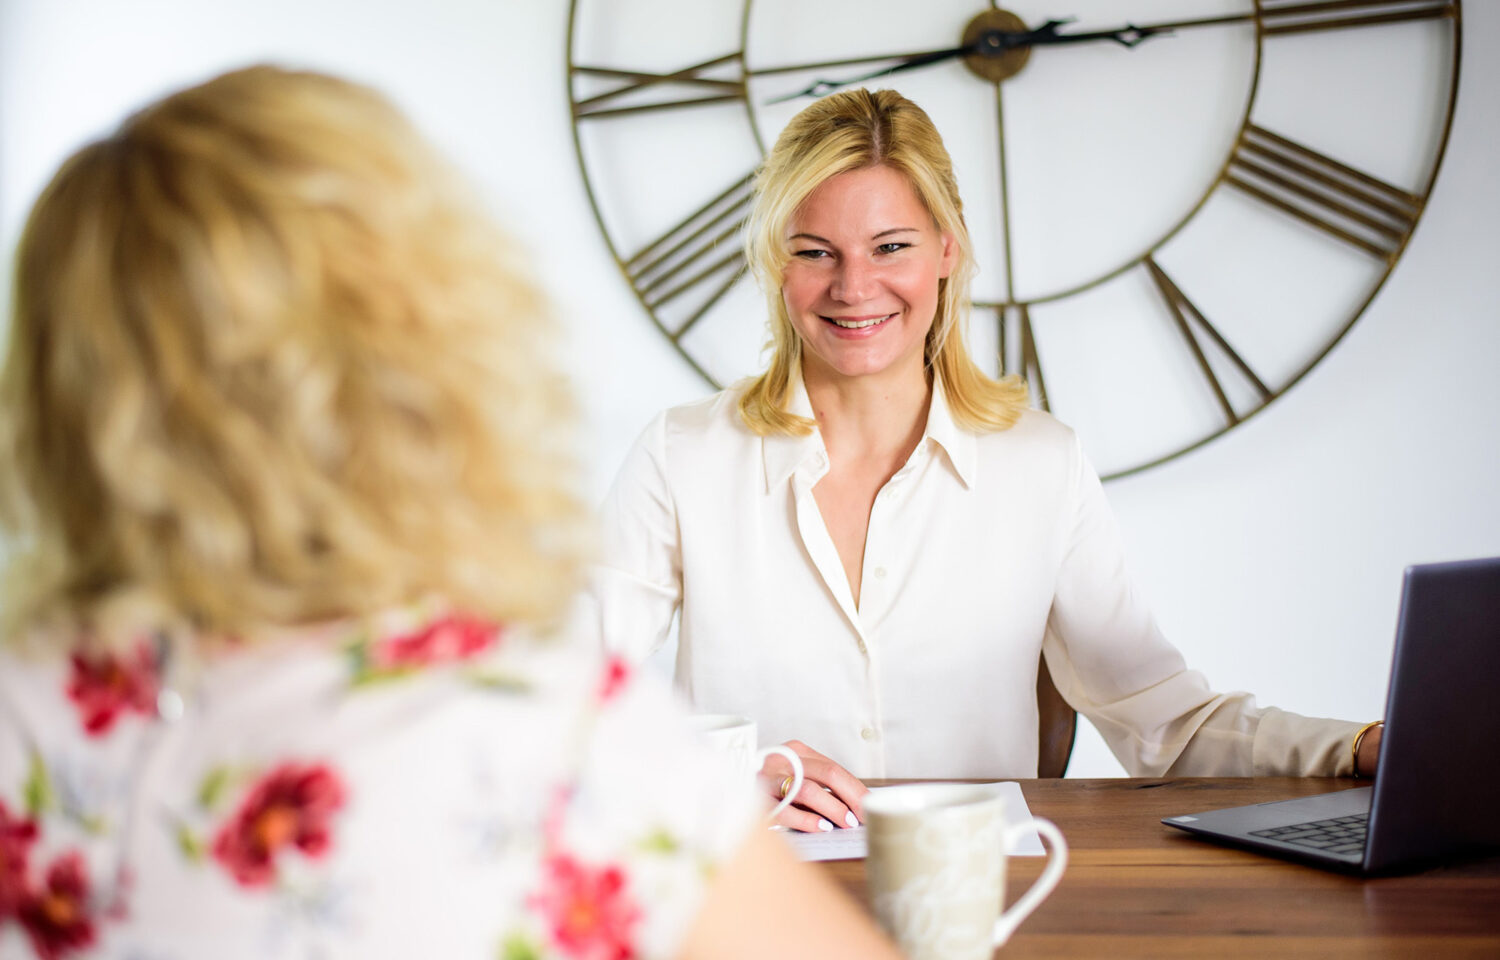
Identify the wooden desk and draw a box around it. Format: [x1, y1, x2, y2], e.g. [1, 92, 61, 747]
[818, 778, 1500, 958]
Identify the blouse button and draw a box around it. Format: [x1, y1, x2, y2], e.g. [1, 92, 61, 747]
[156, 688, 185, 722]
[873, 567, 887, 580]
[860, 726, 878, 742]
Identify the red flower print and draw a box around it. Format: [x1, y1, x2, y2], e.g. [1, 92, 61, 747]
[371, 614, 501, 670]
[211, 762, 346, 888]
[17, 852, 96, 960]
[0, 800, 39, 919]
[540, 784, 575, 848]
[66, 640, 159, 736]
[530, 852, 642, 960]
[597, 655, 631, 704]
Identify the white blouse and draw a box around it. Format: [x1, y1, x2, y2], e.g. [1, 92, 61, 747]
[589, 376, 1361, 780]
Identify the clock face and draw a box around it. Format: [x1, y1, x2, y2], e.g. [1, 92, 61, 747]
[567, 0, 1460, 478]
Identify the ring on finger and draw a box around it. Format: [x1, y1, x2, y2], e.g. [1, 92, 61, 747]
[778, 774, 796, 799]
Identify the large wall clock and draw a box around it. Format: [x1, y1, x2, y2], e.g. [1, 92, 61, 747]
[566, 0, 1461, 478]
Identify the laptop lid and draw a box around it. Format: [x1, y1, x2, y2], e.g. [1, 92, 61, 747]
[1164, 556, 1500, 874]
[1363, 555, 1500, 871]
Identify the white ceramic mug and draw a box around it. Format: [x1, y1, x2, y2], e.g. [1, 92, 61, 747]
[863, 782, 1068, 960]
[689, 714, 804, 821]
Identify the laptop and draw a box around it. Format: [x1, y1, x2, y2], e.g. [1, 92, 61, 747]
[1162, 556, 1500, 874]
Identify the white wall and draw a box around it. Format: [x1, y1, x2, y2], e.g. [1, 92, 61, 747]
[3, 1, 1497, 777]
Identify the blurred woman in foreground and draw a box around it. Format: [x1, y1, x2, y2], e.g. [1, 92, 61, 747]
[0, 66, 897, 960]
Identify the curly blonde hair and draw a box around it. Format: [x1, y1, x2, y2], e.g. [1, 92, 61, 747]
[0, 66, 586, 647]
[738, 88, 1027, 435]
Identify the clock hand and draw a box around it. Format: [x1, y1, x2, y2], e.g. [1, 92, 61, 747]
[1009, 17, 1167, 49]
[762, 22, 1173, 105]
[763, 44, 977, 104]
[762, 10, 1250, 105]
[1013, 8, 1275, 47]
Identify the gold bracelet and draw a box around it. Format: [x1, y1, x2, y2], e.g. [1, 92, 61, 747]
[1351, 719, 1384, 776]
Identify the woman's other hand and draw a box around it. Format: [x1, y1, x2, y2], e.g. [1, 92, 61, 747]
[758, 740, 869, 832]
[1356, 723, 1382, 778]
[677, 827, 901, 960]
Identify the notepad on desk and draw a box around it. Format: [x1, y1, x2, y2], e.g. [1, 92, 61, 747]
[784, 780, 1045, 861]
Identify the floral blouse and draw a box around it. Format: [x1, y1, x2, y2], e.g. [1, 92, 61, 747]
[0, 611, 763, 959]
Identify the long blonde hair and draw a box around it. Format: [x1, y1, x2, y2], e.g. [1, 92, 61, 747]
[0, 66, 586, 647]
[738, 88, 1027, 434]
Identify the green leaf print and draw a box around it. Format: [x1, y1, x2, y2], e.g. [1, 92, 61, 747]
[638, 827, 681, 855]
[467, 670, 533, 694]
[196, 766, 233, 810]
[344, 637, 418, 688]
[176, 822, 205, 862]
[499, 932, 542, 960]
[22, 750, 53, 816]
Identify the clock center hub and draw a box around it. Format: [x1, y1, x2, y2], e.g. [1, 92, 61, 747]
[961, 8, 1032, 83]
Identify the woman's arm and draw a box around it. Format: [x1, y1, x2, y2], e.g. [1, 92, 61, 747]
[591, 412, 684, 660]
[677, 828, 902, 960]
[1042, 431, 1366, 777]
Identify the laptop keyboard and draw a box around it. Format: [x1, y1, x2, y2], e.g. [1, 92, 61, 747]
[1250, 813, 1368, 855]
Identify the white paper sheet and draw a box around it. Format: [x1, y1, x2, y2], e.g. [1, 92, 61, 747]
[783, 781, 1045, 861]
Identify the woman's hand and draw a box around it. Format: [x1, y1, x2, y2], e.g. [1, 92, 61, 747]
[1355, 723, 1382, 778]
[758, 740, 869, 832]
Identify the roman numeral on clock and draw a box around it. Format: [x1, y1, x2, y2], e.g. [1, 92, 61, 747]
[997, 305, 1050, 412]
[1259, 0, 1456, 35]
[1145, 257, 1271, 426]
[572, 53, 746, 120]
[624, 171, 755, 339]
[1225, 125, 1422, 262]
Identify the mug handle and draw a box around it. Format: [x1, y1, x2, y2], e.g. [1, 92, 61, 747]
[993, 817, 1068, 945]
[755, 745, 805, 821]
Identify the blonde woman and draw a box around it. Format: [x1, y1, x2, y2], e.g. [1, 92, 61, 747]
[592, 89, 1380, 832]
[0, 67, 898, 960]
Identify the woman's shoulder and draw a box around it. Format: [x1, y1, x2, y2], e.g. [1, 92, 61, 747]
[0, 622, 753, 959]
[655, 384, 748, 437]
[964, 408, 1093, 498]
[0, 615, 613, 781]
[626, 384, 759, 472]
[0, 618, 585, 767]
[977, 407, 1081, 455]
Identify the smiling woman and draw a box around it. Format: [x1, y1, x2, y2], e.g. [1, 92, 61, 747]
[779, 165, 955, 385]
[589, 87, 1381, 836]
[739, 89, 1027, 439]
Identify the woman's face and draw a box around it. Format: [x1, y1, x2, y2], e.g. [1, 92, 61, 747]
[781, 164, 956, 387]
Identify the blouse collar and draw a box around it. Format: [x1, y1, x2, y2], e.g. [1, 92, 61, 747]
[759, 366, 977, 493]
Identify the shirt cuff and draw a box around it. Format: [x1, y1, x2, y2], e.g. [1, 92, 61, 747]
[1252, 707, 1366, 777]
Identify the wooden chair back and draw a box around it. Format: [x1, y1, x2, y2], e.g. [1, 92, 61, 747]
[1036, 655, 1077, 778]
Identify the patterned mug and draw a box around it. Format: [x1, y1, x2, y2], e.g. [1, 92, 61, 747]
[864, 782, 1068, 960]
[689, 714, 804, 821]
